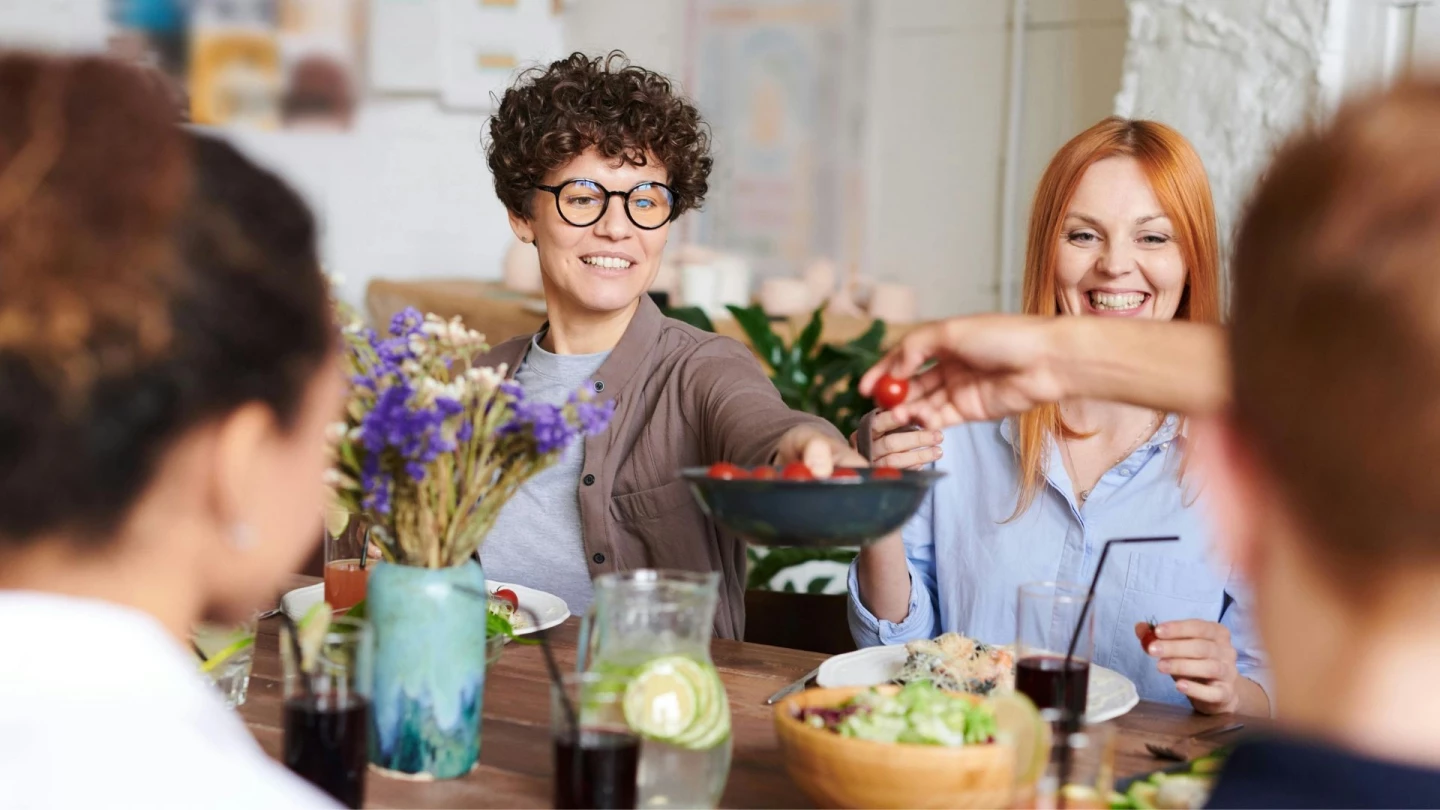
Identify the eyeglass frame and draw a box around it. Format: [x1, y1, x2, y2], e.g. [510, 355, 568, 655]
[534, 179, 679, 230]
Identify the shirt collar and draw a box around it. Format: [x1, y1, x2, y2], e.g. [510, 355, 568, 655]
[584, 294, 665, 396]
[998, 412, 1181, 453]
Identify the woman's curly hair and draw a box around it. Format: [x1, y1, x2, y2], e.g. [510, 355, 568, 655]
[486, 51, 712, 220]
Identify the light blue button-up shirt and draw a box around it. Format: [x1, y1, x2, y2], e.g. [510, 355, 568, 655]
[847, 416, 1271, 708]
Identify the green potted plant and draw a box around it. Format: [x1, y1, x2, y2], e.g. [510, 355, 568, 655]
[667, 303, 886, 653]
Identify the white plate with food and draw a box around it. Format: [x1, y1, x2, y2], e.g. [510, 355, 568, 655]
[280, 579, 570, 635]
[816, 633, 1139, 724]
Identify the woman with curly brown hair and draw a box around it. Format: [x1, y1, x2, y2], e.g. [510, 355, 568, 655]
[477, 52, 861, 638]
[0, 53, 339, 807]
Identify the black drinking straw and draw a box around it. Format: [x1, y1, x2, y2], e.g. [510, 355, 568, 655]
[277, 610, 316, 701]
[455, 586, 577, 738]
[1055, 535, 1178, 808]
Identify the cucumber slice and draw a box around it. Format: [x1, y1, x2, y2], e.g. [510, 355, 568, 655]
[671, 663, 730, 750]
[1128, 781, 1159, 810]
[623, 656, 704, 740]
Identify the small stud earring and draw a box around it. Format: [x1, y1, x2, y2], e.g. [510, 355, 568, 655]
[229, 522, 255, 551]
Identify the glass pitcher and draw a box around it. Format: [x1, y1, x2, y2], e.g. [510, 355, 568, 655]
[578, 570, 732, 809]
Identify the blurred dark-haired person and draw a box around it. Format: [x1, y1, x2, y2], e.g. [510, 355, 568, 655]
[865, 80, 1440, 808]
[0, 54, 338, 807]
[478, 51, 861, 637]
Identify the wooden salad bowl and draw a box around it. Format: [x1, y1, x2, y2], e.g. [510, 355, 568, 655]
[773, 686, 1017, 809]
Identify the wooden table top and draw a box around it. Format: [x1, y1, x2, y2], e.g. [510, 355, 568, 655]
[241, 580, 1252, 808]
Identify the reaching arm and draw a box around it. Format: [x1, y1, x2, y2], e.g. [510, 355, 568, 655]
[861, 315, 1230, 427]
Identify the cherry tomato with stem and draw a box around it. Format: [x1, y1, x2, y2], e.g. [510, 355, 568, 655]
[494, 588, 520, 610]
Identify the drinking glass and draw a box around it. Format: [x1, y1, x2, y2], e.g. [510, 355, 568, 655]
[192, 614, 259, 707]
[551, 671, 640, 810]
[1031, 710, 1117, 810]
[281, 616, 373, 809]
[1015, 581, 1094, 718]
[323, 509, 372, 611]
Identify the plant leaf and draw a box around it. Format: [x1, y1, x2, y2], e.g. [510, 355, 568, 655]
[805, 576, 834, 595]
[727, 304, 785, 370]
[846, 319, 886, 353]
[663, 306, 716, 333]
[796, 306, 825, 360]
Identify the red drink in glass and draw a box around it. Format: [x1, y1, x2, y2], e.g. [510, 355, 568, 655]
[323, 559, 368, 611]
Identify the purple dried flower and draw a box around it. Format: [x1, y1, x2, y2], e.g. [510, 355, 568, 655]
[389, 307, 425, 339]
[576, 398, 615, 436]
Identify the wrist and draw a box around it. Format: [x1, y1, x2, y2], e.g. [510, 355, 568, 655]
[1045, 316, 1085, 400]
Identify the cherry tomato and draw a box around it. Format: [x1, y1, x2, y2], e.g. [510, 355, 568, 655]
[707, 462, 748, 480]
[873, 374, 910, 410]
[494, 588, 520, 610]
[780, 462, 814, 481]
[872, 467, 903, 480]
[1139, 621, 1159, 654]
[750, 466, 778, 480]
[830, 467, 861, 479]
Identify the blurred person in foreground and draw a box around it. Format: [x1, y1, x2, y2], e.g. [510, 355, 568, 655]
[865, 81, 1440, 807]
[477, 51, 861, 637]
[0, 53, 339, 807]
[848, 117, 1270, 716]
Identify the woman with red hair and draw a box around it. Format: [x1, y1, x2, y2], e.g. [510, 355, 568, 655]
[849, 117, 1271, 716]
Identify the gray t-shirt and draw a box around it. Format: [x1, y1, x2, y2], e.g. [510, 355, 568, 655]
[480, 335, 608, 616]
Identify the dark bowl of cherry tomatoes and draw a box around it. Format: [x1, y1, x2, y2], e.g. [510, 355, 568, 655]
[680, 462, 945, 548]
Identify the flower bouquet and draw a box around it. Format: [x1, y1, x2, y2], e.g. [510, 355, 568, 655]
[327, 305, 613, 567]
[326, 304, 613, 779]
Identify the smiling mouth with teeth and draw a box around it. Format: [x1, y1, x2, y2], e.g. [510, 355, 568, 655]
[1087, 290, 1148, 311]
[582, 256, 634, 270]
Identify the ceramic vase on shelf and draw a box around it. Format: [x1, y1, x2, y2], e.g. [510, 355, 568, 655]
[367, 558, 488, 781]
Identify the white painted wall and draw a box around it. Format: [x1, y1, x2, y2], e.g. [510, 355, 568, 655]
[238, 0, 1130, 317]
[1113, 0, 1440, 299]
[1115, 0, 1336, 273]
[865, 0, 1128, 317]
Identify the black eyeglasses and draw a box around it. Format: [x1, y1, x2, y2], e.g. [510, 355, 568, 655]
[535, 179, 677, 230]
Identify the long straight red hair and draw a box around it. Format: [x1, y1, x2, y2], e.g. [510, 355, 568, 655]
[1010, 117, 1222, 519]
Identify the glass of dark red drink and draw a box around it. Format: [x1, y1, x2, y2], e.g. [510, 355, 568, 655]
[552, 672, 640, 810]
[281, 616, 373, 809]
[1015, 581, 1094, 720]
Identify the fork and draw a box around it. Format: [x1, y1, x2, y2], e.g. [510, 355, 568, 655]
[1144, 722, 1245, 761]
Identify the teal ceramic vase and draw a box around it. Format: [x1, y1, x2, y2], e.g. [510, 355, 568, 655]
[367, 559, 488, 779]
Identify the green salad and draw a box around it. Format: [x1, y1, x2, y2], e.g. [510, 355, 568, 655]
[797, 681, 998, 747]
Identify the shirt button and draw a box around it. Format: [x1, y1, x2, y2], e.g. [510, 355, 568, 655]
[1120, 468, 1133, 477]
[592, 552, 606, 564]
[594, 380, 605, 392]
[583, 474, 595, 486]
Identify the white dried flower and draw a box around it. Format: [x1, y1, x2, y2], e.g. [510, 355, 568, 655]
[325, 421, 349, 442]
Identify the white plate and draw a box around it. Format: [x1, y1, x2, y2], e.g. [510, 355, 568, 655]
[280, 579, 570, 635]
[816, 645, 1140, 724]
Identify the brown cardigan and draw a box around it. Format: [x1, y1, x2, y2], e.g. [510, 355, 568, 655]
[474, 296, 841, 639]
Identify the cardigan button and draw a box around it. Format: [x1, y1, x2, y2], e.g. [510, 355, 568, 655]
[592, 552, 606, 564]
[583, 474, 596, 486]
[594, 380, 605, 392]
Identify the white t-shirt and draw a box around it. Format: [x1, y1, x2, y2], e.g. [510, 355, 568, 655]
[0, 592, 337, 809]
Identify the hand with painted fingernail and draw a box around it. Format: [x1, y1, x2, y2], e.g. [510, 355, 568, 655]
[1135, 619, 1248, 715]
